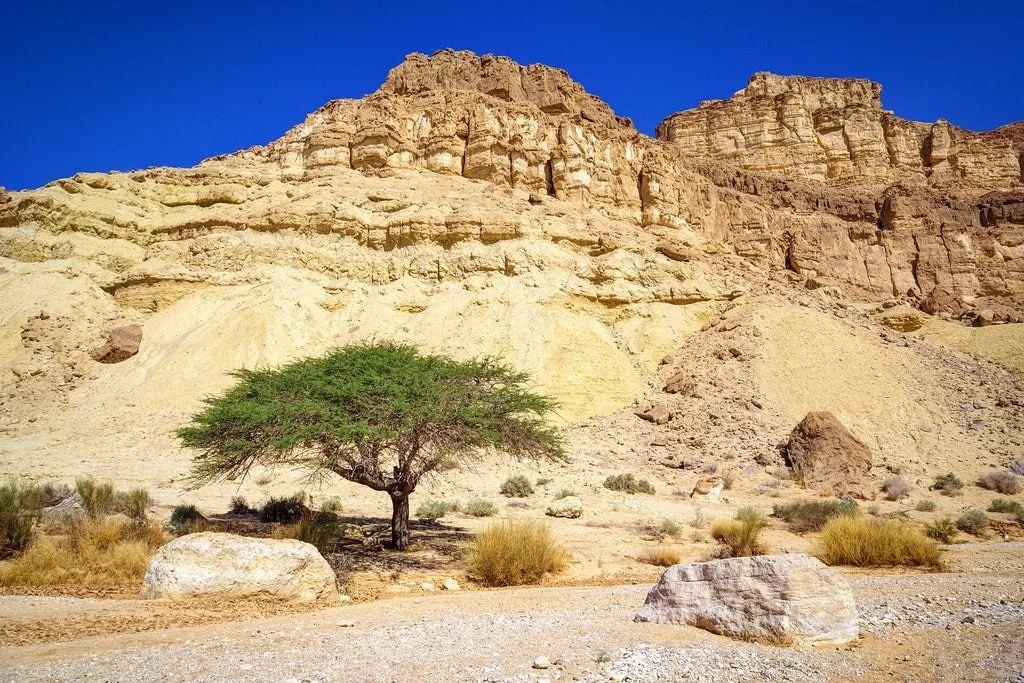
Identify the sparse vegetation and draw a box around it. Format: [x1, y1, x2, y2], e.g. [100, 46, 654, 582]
[639, 547, 681, 566]
[771, 498, 858, 533]
[603, 473, 655, 495]
[464, 500, 498, 517]
[499, 475, 534, 498]
[75, 478, 116, 520]
[659, 518, 683, 540]
[415, 500, 455, 521]
[535, 478, 552, 487]
[259, 493, 308, 524]
[711, 507, 767, 558]
[690, 507, 709, 529]
[955, 509, 989, 536]
[0, 518, 167, 589]
[1010, 459, 1024, 476]
[924, 517, 958, 543]
[465, 520, 568, 586]
[915, 500, 937, 512]
[720, 468, 738, 490]
[169, 504, 204, 535]
[932, 473, 963, 496]
[117, 488, 151, 527]
[0, 481, 46, 559]
[815, 516, 941, 568]
[881, 475, 911, 501]
[553, 488, 577, 500]
[977, 470, 1021, 495]
[229, 496, 255, 515]
[274, 500, 343, 552]
[989, 498, 1024, 516]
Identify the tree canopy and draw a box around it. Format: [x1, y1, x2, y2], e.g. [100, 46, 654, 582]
[178, 343, 564, 549]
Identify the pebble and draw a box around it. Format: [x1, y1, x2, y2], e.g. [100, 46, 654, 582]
[532, 656, 550, 669]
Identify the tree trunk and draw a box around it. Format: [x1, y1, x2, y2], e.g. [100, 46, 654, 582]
[390, 491, 410, 550]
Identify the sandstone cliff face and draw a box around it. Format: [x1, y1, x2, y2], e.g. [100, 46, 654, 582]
[657, 72, 1023, 187]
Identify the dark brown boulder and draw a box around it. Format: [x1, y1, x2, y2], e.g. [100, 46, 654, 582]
[784, 411, 872, 498]
[90, 324, 143, 364]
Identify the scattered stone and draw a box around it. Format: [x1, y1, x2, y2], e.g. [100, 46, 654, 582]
[420, 582, 437, 592]
[441, 578, 461, 591]
[663, 371, 696, 395]
[635, 404, 672, 425]
[90, 324, 143, 363]
[533, 656, 550, 670]
[635, 554, 859, 646]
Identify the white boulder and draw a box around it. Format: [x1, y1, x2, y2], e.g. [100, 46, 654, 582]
[635, 554, 858, 645]
[141, 532, 340, 603]
[545, 496, 583, 519]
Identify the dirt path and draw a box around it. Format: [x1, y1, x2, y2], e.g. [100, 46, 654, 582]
[1, 548, 1023, 683]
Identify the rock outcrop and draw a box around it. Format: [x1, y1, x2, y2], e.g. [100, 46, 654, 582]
[140, 532, 340, 603]
[90, 324, 143, 363]
[635, 554, 859, 646]
[784, 411, 873, 498]
[545, 495, 583, 519]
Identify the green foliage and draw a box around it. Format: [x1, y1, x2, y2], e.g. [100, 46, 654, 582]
[931, 473, 963, 496]
[771, 498, 859, 533]
[277, 505, 343, 552]
[955, 509, 989, 536]
[116, 488, 151, 526]
[259, 493, 308, 524]
[0, 481, 46, 559]
[415, 500, 454, 521]
[915, 500, 937, 512]
[603, 473, 655, 495]
[229, 496, 255, 515]
[553, 488, 577, 500]
[711, 507, 768, 558]
[659, 518, 683, 539]
[924, 517, 958, 543]
[989, 498, 1024, 515]
[169, 504, 204, 535]
[464, 500, 498, 517]
[977, 470, 1021, 495]
[499, 475, 534, 498]
[40, 483, 73, 508]
[465, 520, 568, 586]
[75, 478, 116, 520]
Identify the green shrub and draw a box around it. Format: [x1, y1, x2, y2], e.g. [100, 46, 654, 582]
[988, 498, 1023, 514]
[40, 483, 73, 508]
[229, 496, 255, 515]
[465, 520, 568, 586]
[169, 504, 204, 535]
[499, 475, 534, 498]
[931, 473, 963, 496]
[464, 500, 498, 517]
[259, 493, 308, 523]
[75, 478, 116, 520]
[659, 518, 683, 539]
[0, 481, 46, 559]
[956, 509, 989, 536]
[924, 517, 958, 543]
[603, 473, 655, 495]
[711, 507, 768, 558]
[553, 488, 577, 500]
[276, 506, 343, 552]
[815, 517, 941, 568]
[977, 471, 1021, 495]
[915, 500, 937, 512]
[771, 498, 858, 533]
[116, 488, 151, 526]
[415, 500, 454, 521]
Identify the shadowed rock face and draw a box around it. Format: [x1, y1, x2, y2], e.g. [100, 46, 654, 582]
[784, 411, 873, 499]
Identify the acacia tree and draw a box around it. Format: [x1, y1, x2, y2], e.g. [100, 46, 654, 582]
[178, 343, 564, 549]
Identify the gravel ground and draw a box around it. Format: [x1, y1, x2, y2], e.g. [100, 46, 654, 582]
[2, 569, 1023, 682]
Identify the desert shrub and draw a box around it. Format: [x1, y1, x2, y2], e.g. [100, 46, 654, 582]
[659, 518, 683, 539]
[955, 509, 989, 536]
[259, 493, 308, 523]
[720, 468, 738, 490]
[169, 504, 204, 535]
[75, 478, 116, 520]
[881, 476, 911, 501]
[275, 506, 343, 552]
[0, 518, 167, 589]
[977, 471, 1021, 495]
[690, 507, 709, 529]
[603, 473, 655, 495]
[924, 517, 958, 543]
[535, 478, 552, 487]
[1010, 459, 1024, 476]
[711, 507, 768, 558]
[931, 473, 963, 496]
[464, 500, 498, 517]
[229, 496, 255, 515]
[639, 547, 681, 567]
[465, 520, 568, 586]
[989, 498, 1024, 515]
[0, 481, 46, 559]
[815, 516, 941, 568]
[915, 500, 937, 512]
[499, 475, 534, 498]
[415, 500, 454, 521]
[553, 488, 577, 501]
[116, 488, 151, 527]
[771, 498, 858, 533]
[40, 483, 73, 507]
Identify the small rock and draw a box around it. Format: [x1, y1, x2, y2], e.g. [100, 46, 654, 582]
[420, 582, 437, 592]
[441, 578, 461, 591]
[533, 656, 550, 670]
[337, 620, 355, 628]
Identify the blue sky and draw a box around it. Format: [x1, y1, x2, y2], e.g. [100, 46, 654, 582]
[2, 0, 1022, 190]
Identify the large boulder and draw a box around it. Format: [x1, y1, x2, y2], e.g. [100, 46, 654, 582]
[90, 324, 143, 363]
[784, 411, 872, 498]
[141, 532, 340, 603]
[635, 554, 859, 646]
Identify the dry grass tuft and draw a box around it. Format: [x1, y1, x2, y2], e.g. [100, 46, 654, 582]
[639, 547, 681, 567]
[465, 520, 568, 587]
[0, 519, 167, 590]
[977, 470, 1021, 495]
[710, 507, 768, 558]
[814, 516, 941, 569]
